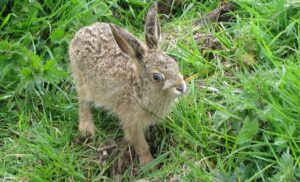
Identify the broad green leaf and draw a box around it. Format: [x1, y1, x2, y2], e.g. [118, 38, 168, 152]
[50, 28, 65, 43]
[238, 118, 259, 144]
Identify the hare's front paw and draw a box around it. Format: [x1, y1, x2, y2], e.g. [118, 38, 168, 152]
[79, 121, 96, 137]
[139, 153, 153, 166]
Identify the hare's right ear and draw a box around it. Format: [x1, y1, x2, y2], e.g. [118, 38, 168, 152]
[145, 3, 161, 49]
[109, 23, 146, 60]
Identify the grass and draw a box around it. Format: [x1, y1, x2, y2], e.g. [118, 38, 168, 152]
[1, 0, 300, 181]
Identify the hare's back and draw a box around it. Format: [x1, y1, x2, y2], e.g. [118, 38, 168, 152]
[69, 22, 137, 92]
[70, 22, 118, 65]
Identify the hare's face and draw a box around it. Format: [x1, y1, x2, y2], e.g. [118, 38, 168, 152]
[109, 3, 186, 98]
[144, 51, 186, 97]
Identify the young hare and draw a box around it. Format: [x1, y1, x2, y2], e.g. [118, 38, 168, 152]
[69, 3, 186, 165]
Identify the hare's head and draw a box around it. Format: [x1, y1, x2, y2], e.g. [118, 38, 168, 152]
[109, 3, 186, 99]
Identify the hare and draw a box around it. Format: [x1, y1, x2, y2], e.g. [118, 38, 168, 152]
[69, 3, 186, 165]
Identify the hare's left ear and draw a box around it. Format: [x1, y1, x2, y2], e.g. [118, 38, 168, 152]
[145, 3, 161, 49]
[109, 23, 145, 60]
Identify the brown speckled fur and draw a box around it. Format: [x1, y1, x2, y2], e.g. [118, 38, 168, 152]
[69, 3, 186, 165]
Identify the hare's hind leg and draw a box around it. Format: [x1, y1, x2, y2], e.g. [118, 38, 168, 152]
[76, 83, 96, 137]
[78, 101, 96, 136]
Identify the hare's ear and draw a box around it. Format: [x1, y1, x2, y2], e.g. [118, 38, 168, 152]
[145, 3, 161, 49]
[109, 23, 146, 60]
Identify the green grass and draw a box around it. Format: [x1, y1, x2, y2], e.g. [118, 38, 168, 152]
[1, 0, 300, 181]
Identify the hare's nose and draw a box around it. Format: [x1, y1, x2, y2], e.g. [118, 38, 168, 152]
[176, 84, 185, 92]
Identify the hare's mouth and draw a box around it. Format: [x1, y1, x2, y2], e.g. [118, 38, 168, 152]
[163, 78, 187, 97]
[169, 84, 187, 97]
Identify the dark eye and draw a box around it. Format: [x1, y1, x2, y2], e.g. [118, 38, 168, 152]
[153, 73, 164, 82]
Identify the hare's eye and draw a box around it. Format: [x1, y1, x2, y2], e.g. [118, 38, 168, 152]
[153, 73, 164, 82]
